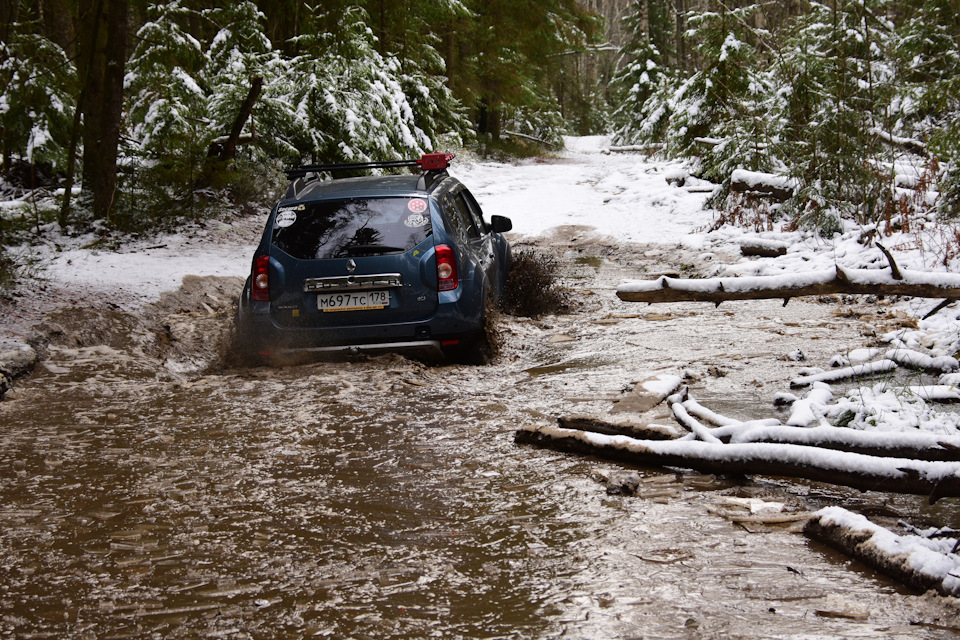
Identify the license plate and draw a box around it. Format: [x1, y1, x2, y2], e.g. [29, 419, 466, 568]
[317, 290, 390, 312]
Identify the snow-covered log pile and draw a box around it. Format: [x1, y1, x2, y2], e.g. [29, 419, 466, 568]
[805, 507, 960, 597]
[515, 374, 960, 500]
[616, 267, 960, 304]
[515, 418, 960, 500]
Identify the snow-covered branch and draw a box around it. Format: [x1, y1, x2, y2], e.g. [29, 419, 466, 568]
[617, 267, 960, 304]
[805, 507, 960, 597]
[515, 423, 960, 500]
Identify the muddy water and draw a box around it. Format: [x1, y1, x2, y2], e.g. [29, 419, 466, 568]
[2, 237, 959, 638]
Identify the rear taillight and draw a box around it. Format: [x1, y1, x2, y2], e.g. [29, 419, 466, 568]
[435, 244, 458, 292]
[252, 255, 270, 301]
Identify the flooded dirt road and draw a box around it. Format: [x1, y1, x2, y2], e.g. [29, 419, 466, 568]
[2, 231, 959, 639]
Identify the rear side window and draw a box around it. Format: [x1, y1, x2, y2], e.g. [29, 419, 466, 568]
[441, 193, 478, 241]
[271, 197, 433, 259]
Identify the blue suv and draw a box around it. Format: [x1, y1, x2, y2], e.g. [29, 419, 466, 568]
[235, 153, 512, 363]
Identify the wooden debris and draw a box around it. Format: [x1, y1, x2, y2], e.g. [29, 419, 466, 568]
[514, 424, 960, 500]
[805, 510, 960, 597]
[558, 415, 678, 440]
[740, 238, 789, 258]
[719, 423, 960, 463]
[790, 360, 898, 388]
[730, 169, 795, 201]
[611, 374, 683, 414]
[616, 267, 960, 304]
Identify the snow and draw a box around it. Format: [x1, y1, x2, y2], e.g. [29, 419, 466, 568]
[530, 422, 960, 483]
[24, 226, 258, 311]
[641, 374, 683, 396]
[456, 135, 712, 247]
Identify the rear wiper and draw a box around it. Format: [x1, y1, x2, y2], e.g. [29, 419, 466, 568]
[339, 244, 405, 256]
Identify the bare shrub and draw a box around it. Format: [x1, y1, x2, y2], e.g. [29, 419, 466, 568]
[502, 249, 569, 318]
[702, 191, 776, 233]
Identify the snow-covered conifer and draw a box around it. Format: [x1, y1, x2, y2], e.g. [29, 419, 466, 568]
[0, 28, 76, 173]
[610, 0, 676, 147]
[124, 1, 209, 204]
[668, 3, 772, 183]
[775, 0, 898, 228]
[284, 5, 429, 164]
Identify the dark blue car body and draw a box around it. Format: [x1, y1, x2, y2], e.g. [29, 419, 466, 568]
[236, 158, 511, 362]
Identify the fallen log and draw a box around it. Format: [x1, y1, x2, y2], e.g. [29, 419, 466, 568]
[730, 169, 796, 202]
[557, 416, 679, 440]
[790, 360, 898, 388]
[805, 507, 960, 597]
[616, 267, 960, 304]
[740, 238, 788, 258]
[515, 424, 960, 501]
[718, 423, 960, 463]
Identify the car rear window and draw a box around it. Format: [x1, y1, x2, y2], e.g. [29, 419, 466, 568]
[271, 197, 433, 259]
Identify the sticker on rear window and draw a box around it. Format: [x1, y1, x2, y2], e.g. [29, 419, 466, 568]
[275, 210, 297, 228]
[404, 213, 428, 227]
[407, 198, 428, 214]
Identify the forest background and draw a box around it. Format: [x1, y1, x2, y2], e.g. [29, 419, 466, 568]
[1, 0, 959, 285]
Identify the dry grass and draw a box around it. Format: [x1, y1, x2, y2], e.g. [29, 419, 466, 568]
[502, 249, 570, 318]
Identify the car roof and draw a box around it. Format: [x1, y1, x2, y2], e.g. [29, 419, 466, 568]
[282, 174, 455, 204]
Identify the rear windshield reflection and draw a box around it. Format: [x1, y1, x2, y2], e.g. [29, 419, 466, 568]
[272, 198, 433, 259]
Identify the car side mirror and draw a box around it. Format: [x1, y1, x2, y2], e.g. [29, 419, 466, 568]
[490, 215, 512, 233]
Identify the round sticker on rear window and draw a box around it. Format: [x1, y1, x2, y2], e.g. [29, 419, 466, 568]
[404, 213, 428, 227]
[408, 198, 428, 214]
[275, 210, 297, 228]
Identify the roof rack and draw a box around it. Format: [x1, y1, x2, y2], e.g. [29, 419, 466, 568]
[284, 152, 455, 180]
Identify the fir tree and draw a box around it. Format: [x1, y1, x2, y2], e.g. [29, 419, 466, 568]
[285, 4, 429, 164]
[0, 25, 76, 176]
[611, 0, 675, 146]
[360, 0, 472, 148]
[124, 1, 208, 207]
[775, 0, 898, 228]
[894, 0, 960, 218]
[668, 2, 771, 182]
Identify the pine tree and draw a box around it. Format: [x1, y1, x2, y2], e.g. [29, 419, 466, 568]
[124, 1, 208, 209]
[775, 0, 898, 228]
[611, 0, 677, 146]
[0, 26, 76, 176]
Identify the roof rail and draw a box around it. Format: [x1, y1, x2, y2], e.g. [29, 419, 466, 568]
[284, 153, 455, 180]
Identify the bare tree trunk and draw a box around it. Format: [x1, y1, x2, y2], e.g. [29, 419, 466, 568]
[210, 76, 264, 162]
[616, 267, 960, 304]
[72, 0, 127, 222]
[90, 0, 127, 222]
[515, 424, 960, 500]
[805, 515, 960, 597]
[674, 0, 686, 69]
[60, 0, 104, 228]
[40, 0, 76, 56]
[78, 0, 105, 194]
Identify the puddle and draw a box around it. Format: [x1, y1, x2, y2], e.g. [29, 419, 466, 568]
[573, 256, 604, 271]
[524, 356, 614, 377]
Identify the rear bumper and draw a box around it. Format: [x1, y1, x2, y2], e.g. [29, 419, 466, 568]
[235, 289, 484, 360]
[276, 339, 445, 359]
